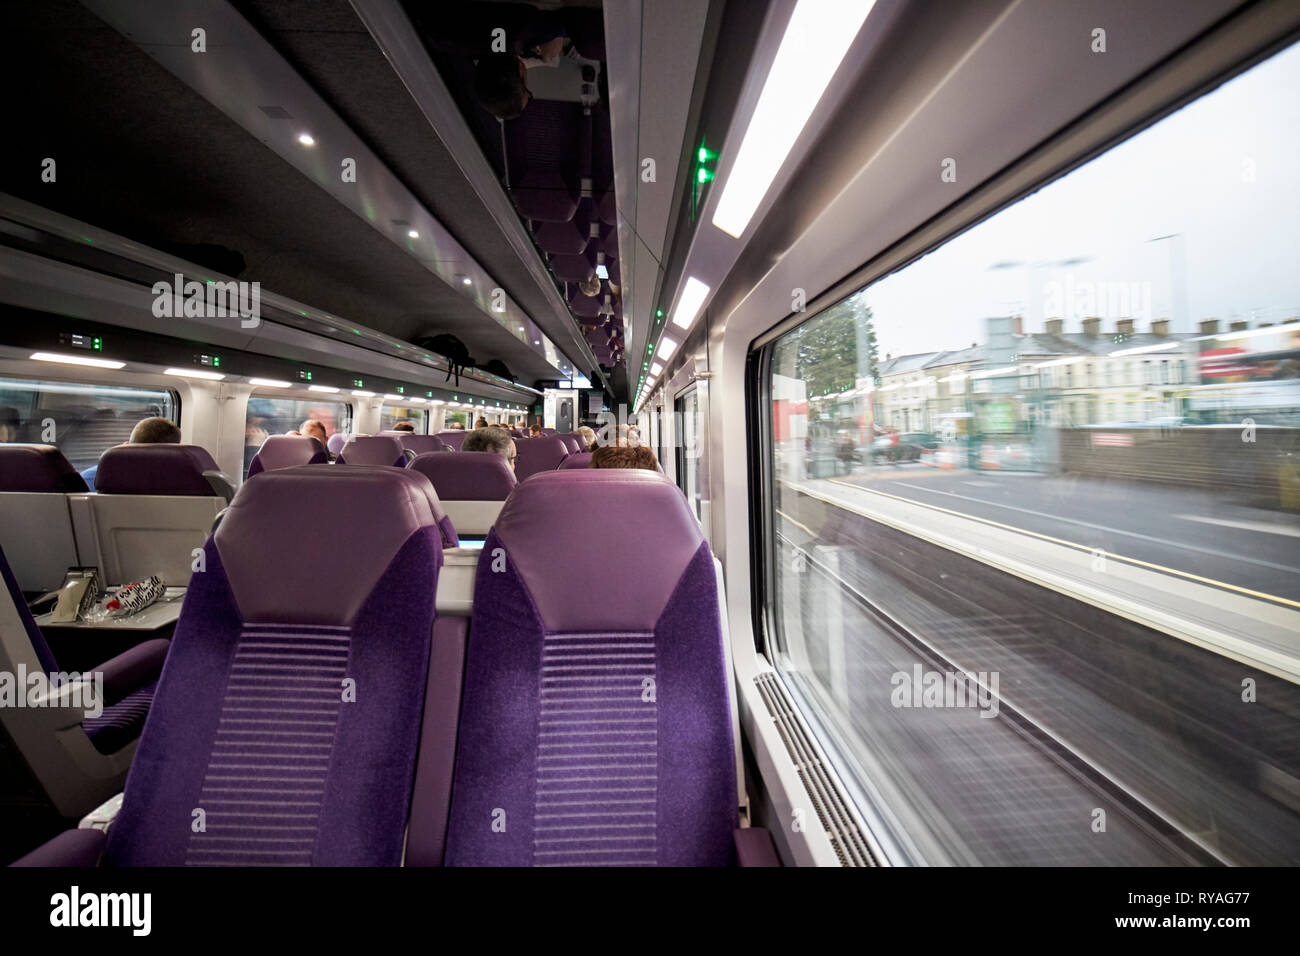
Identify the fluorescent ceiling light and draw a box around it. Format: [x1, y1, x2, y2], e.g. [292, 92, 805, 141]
[165, 367, 225, 381]
[656, 337, 678, 361]
[308, 384, 340, 393]
[408, 396, 426, 403]
[351, 389, 376, 397]
[30, 351, 125, 370]
[461, 276, 472, 286]
[671, 277, 711, 330]
[383, 394, 404, 401]
[711, 0, 874, 238]
[297, 132, 315, 146]
[407, 229, 419, 239]
[1109, 342, 1180, 357]
[249, 377, 292, 388]
[650, 362, 663, 376]
[429, 399, 445, 405]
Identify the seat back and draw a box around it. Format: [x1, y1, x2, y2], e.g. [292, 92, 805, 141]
[444, 470, 736, 866]
[95, 444, 231, 499]
[558, 451, 592, 470]
[105, 466, 448, 866]
[513, 436, 568, 481]
[338, 435, 405, 467]
[557, 434, 582, 454]
[408, 452, 516, 536]
[246, 435, 329, 477]
[380, 432, 446, 456]
[0, 445, 85, 592]
[436, 431, 468, 450]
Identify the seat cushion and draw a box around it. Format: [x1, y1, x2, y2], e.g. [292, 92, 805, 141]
[83, 680, 157, 755]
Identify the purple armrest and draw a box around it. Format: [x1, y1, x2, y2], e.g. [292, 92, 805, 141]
[10, 828, 107, 867]
[734, 827, 782, 867]
[98, 639, 170, 704]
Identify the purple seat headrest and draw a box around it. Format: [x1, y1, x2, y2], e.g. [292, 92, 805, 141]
[379, 433, 445, 455]
[338, 435, 405, 467]
[326, 433, 348, 455]
[215, 465, 445, 625]
[247, 435, 328, 477]
[0, 444, 88, 493]
[558, 451, 592, 469]
[514, 436, 568, 481]
[437, 431, 468, 450]
[408, 451, 516, 501]
[492, 470, 704, 632]
[94, 444, 221, 496]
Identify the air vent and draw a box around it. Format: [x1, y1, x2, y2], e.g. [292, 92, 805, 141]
[754, 672, 877, 867]
[258, 105, 294, 119]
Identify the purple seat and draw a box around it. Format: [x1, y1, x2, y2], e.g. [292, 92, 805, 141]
[0, 539, 168, 837]
[246, 435, 329, 477]
[408, 452, 516, 502]
[379, 432, 446, 456]
[540, 428, 558, 436]
[326, 433, 349, 456]
[94, 444, 229, 498]
[558, 451, 592, 469]
[558, 434, 584, 455]
[444, 470, 737, 866]
[96, 466, 450, 866]
[0, 444, 88, 492]
[535, 219, 588, 256]
[337, 435, 405, 467]
[513, 436, 568, 481]
[437, 431, 468, 450]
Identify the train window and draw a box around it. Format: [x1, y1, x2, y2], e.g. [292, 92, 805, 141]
[0, 376, 177, 472]
[762, 42, 1300, 865]
[381, 405, 428, 433]
[675, 388, 702, 519]
[443, 409, 471, 429]
[244, 395, 350, 477]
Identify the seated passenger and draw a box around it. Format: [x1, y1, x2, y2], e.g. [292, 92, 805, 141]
[529, 422, 542, 438]
[590, 445, 659, 471]
[299, 419, 335, 461]
[392, 421, 416, 433]
[81, 416, 182, 485]
[449, 421, 465, 430]
[576, 425, 596, 451]
[0, 406, 19, 443]
[462, 426, 517, 472]
[475, 417, 489, 429]
[627, 425, 643, 447]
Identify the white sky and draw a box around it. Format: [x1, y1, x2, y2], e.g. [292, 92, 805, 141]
[857, 40, 1300, 358]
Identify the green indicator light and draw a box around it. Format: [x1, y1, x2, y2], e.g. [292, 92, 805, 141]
[426, 390, 433, 399]
[656, 309, 664, 317]
[397, 385, 404, 393]
[697, 168, 713, 184]
[212, 356, 220, 368]
[92, 338, 103, 351]
[352, 329, 362, 335]
[305, 370, 313, 381]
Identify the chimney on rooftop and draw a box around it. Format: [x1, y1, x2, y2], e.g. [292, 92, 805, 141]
[1045, 318, 1063, 336]
[1150, 319, 1170, 336]
[1082, 317, 1101, 338]
[1230, 320, 1249, 332]
[1116, 319, 1135, 336]
[1199, 319, 1220, 335]
[1012, 315, 1023, 336]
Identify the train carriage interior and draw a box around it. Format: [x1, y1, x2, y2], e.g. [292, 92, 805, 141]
[0, 0, 1298, 898]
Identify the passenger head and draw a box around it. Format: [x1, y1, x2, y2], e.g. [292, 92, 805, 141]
[627, 426, 642, 447]
[450, 421, 465, 430]
[475, 417, 488, 429]
[0, 406, 19, 442]
[300, 419, 328, 445]
[462, 426, 517, 471]
[392, 421, 415, 433]
[474, 52, 530, 120]
[591, 445, 659, 472]
[576, 425, 596, 451]
[529, 422, 542, 437]
[129, 417, 182, 444]
[577, 274, 600, 297]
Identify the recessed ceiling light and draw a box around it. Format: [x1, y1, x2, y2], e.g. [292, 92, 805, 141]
[383, 394, 403, 401]
[656, 338, 678, 360]
[351, 389, 376, 397]
[461, 276, 472, 286]
[650, 362, 663, 375]
[164, 367, 225, 381]
[297, 132, 316, 146]
[671, 276, 711, 330]
[407, 229, 420, 239]
[30, 351, 125, 370]
[249, 377, 292, 388]
[308, 384, 340, 393]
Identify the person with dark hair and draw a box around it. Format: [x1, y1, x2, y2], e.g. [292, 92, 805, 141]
[392, 421, 416, 433]
[591, 445, 659, 472]
[475, 417, 489, 429]
[81, 416, 182, 484]
[529, 422, 542, 438]
[449, 421, 465, 430]
[0, 406, 20, 443]
[462, 425, 517, 471]
[474, 52, 532, 120]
